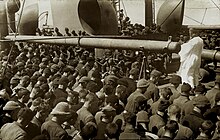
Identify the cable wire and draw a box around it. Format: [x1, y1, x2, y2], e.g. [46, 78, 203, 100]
[184, 15, 205, 25]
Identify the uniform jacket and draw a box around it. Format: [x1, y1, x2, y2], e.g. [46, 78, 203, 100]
[158, 123, 194, 139]
[0, 121, 29, 140]
[41, 120, 69, 140]
[181, 110, 204, 138]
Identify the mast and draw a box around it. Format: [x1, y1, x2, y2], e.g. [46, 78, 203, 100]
[145, 0, 154, 27]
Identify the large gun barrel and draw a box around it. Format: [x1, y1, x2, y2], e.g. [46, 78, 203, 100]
[4, 35, 181, 53]
[5, 35, 220, 62]
[202, 49, 220, 62]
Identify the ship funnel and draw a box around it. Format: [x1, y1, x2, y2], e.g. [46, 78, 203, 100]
[157, 0, 185, 34]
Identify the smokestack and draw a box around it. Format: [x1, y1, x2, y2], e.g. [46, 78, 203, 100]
[145, 0, 153, 27]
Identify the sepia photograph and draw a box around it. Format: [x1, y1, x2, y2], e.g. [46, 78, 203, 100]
[0, 0, 220, 139]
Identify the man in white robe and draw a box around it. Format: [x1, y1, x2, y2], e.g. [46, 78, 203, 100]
[177, 35, 203, 88]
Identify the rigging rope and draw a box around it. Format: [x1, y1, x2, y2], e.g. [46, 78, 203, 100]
[201, 8, 207, 24]
[210, 0, 220, 11]
[185, 6, 220, 9]
[121, 0, 127, 17]
[184, 15, 205, 25]
[15, 0, 26, 38]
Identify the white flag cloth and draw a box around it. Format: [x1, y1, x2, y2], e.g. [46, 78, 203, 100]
[177, 36, 203, 88]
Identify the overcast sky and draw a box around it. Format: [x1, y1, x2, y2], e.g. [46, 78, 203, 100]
[121, 0, 220, 25]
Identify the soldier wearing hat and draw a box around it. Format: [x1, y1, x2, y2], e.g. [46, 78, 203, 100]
[196, 120, 214, 139]
[95, 95, 121, 124]
[173, 83, 191, 111]
[41, 102, 71, 140]
[144, 69, 162, 104]
[149, 99, 170, 134]
[182, 83, 207, 116]
[74, 76, 90, 102]
[27, 75, 38, 92]
[87, 70, 103, 93]
[157, 104, 193, 139]
[151, 87, 172, 115]
[206, 74, 220, 108]
[160, 120, 179, 139]
[204, 92, 220, 124]
[0, 101, 21, 126]
[125, 79, 148, 114]
[15, 89, 30, 107]
[53, 76, 69, 106]
[50, 64, 60, 75]
[136, 110, 159, 139]
[115, 83, 129, 106]
[72, 122, 97, 140]
[30, 84, 43, 100]
[182, 95, 210, 138]
[95, 105, 116, 140]
[1, 107, 35, 140]
[37, 76, 47, 85]
[82, 57, 95, 74]
[169, 75, 182, 103]
[10, 77, 20, 91]
[119, 68, 138, 96]
[76, 93, 96, 130]
[119, 112, 141, 140]
[13, 76, 30, 94]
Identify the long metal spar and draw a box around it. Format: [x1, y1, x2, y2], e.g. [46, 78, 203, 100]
[4, 35, 181, 53]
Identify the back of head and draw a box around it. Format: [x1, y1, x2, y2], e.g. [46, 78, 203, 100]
[106, 94, 119, 106]
[193, 95, 210, 108]
[135, 96, 148, 112]
[85, 92, 96, 103]
[161, 87, 172, 100]
[169, 75, 182, 85]
[103, 84, 114, 96]
[200, 120, 214, 137]
[158, 99, 170, 112]
[81, 122, 97, 139]
[117, 78, 128, 87]
[137, 78, 149, 88]
[181, 82, 191, 93]
[168, 104, 181, 118]
[17, 107, 35, 122]
[194, 84, 207, 95]
[105, 123, 119, 139]
[86, 82, 99, 93]
[150, 69, 162, 78]
[17, 89, 30, 99]
[123, 112, 136, 126]
[129, 68, 139, 77]
[136, 110, 149, 123]
[165, 120, 179, 138]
